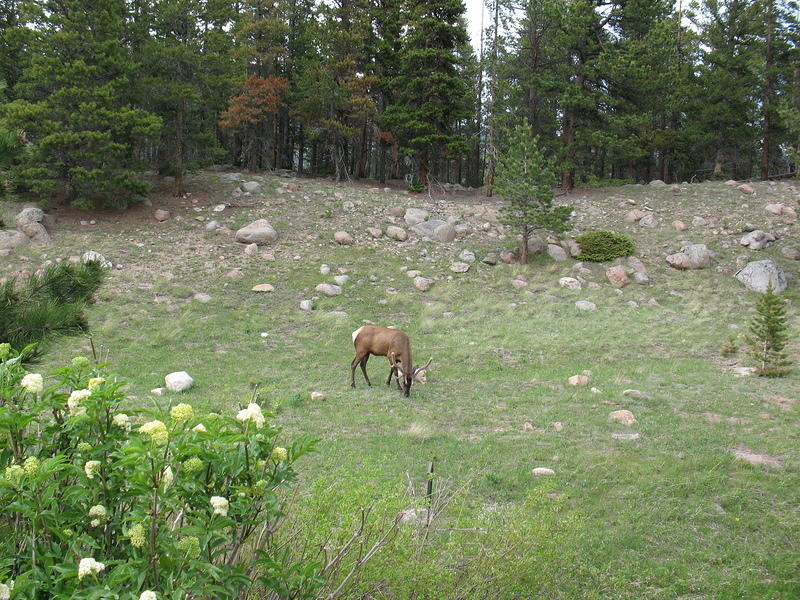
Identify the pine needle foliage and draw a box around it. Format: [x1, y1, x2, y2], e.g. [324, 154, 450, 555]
[0, 260, 106, 357]
[746, 284, 791, 377]
[496, 121, 571, 264]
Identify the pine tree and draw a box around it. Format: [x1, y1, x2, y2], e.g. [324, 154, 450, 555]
[496, 121, 570, 264]
[746, 284, 792, 377]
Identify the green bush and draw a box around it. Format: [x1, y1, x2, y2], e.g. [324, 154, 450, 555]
[575, 230, 635, 262]
[0, 348, 318, 599]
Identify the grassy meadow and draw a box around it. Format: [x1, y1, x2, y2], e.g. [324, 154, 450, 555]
[2, 173, 799, 598]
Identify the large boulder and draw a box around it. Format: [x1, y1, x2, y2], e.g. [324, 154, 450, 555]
[240, 181, 261, 193]
[404, 208, 429, 226]
[547, 244, 568, 261]
[739, 230, 776, 250]
[735, 260, 787, 293]
[412, 219, 456, 243]
[165, 371, 194, 392]
[235, 219, 278, 245]
[0, 229, 29, 251]
[666, 243, 715, 270]
[14, 207, 50, 245]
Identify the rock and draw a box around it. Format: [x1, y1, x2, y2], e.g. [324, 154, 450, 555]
[522, 422, 535, 431]
[665, 253, 692, 270]
[251, 284, 274, 292]
[404, 208, 429, 226]
[366, 227, 382, 238]
[725, 179, 738, 186]
[739, 230, 776, 250]
[333, 275, 349, 285]
[609, 410, 636, 426]
[568, 374, 589, 386]
[692, 216, 709, 227]
[673, 220, 688, 231]
[532, 467, 555, 476]
[212, 203, 226, 212]
[310, 391, 326, 401]
[559, 277, 581, 290]
[235, 219, 278, 245]
[612, 433, 641, 440]
[765, 203, 784, 215]
[14, 207, 50, 245]
[450, 262, 470, 273]
[151, 387, 165, 396]
[639, 213, 657, 228]
[633, 272, 650, 285]
[627, 256, 646, 273]
[388, 206, 406, 217]
[342, 201, 355, 211]
[82, 251, 112, 268]
[205, 220, 220, 231]
[413, 220, 456, 243]
[299, 300, 314, 312]
[672, 185, 681, 194]
[622, 389, 650, 399]
[459, 249, 476, 263]
[666, 243, 715, 270]
[553, 422, 565, 432]
[780, 246, 800, 260]
[398, 507, 430, 526]
[500, 250, 516, 264]
[406, 270, 422, 278]
[154, 209, 170, 222]
[334, 231, 354, 245]
[547, 244, 568, 261]
[286, 183, 300, 192]
[511, 278, 527, 289]
[315, 283, 342, 296]
[562, 239, 581, 257]
[244, 243, 259, 255]
[575, 300, 597, 311]
[649, 179, 666, 187]
[386, 225, 408, 241]
[482, 253, 498, 265]
[240, 181, 261, 193]
[193, 292, 212, 303]
[734, 260, 787, 293]
[624, 209, 648, 222]
[320, 264, 331, 276]
[225, 268, 244, 278]
[733, 366, 757, 377]
[165, 371, 194, 392]
[414, 276, 433, 291]
[0, 229, 28, 250]
[736, 183, 755, 194]
[605, 265, 630, 288]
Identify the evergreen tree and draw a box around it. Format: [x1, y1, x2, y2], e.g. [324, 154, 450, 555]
[746, 284, 792, 377]
[496, 121, 570, 264]
[2, 0, 161, 207]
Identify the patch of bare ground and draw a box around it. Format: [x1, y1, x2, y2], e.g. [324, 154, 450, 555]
[732, 447, 784, 468]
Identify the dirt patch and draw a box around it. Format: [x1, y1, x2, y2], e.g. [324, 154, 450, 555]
[764, 395, 796, 411]
[732, 447, 783, 468]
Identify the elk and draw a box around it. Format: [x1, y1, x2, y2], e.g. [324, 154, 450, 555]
[350, 325, 432, 397]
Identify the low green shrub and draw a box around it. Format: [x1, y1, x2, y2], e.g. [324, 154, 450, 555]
[0, 348, 317, 599]
[575, 230, 635, 262]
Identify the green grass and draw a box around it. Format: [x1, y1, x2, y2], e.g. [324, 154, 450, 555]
[3, 173, 799, 598]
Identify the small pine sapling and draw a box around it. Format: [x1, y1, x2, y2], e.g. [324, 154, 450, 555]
[495, 122, 570, 264]
[746, 284, 791, 377]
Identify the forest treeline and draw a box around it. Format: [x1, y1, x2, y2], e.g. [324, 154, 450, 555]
[0, 0, 798, 207]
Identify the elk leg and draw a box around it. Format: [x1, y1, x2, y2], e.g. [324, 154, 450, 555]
[360, 355, 371, 386]
[351, 352, 367, 388]
[386, 365, 396, 386]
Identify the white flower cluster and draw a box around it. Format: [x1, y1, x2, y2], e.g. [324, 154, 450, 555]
[192, 423, 207, 433]
[138, 420, 168, 445]
[0, 580, 13, 600]
[113, 413, 131, 430]
[236, 403, 265, 429]
[139, 591, 157, 600]
[161, 465, 174, 488]
[89, 504, 107, 528]
[20, 373, 43, 394]
[87, 377, 105, 391]
[77, 557, 105, 580]
[84, 460, 101, 480]
[67, 389, 92, 417]
[210, 495, 229, 517]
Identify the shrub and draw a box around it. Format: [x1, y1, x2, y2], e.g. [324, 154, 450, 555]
[0, 349, 318, 598]
[575, 231, 635, 262]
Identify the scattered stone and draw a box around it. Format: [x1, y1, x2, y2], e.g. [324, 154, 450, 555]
[320, 264, 330, 275]
[154, 209, 170, 222]
[561, 239, 581, 257]
[547, 244, 568, 261]
[780, 246, 800, 260]
[240, 181, 261, 193]
[725, 179, 738, 186]
[627, 257, 647, 273]
[575, 300, 597, 311]
[482, 253, 498, 265]
[212, 203, 226, 212]
[193, 292, 212, 303]
[671, 185, 681, 194]
[388, 206, 406, 217]
[299, 299, 314, 312]
[450, 262, 470, 273]
[559, 277, 581, 290]
[225, 268, 244, 278]
[251, 284, 274, 293]
[366, 227, 383, 238]
[553, 422, 564, 432]
[334, 231, 354, 245]
[568, 374, 589, 386]
[342, 201, 355, 211]
[522, 422, 535, 431]
[386, 225, 408, 241]
[286, 183, 300, 192]
[622, 389, 650, 399]
[739, 230, 776, 250]
[244, 243, 259, 255]
[315, 283, 342, 296]
[734, 260, 787, 293]
[609, 410, 637, 426]
[414, 276, 433, 291]
[0, 229, 28, 251]
[310, 391, 326, 401]
[605, 265, 630, 288]
[692, 216, 709, 227]
[398, 507, 430, 526]
[205, 220, 220, 231]
[639, 213, 657, 228]
[14, 207, 50, 245]
[500, 250, 516, 264]
[511, 278, 528, 289]
[672, 220, 688, 231]
[666, 243, 715, 270]
[586, 282, 602, 290]
[404, 208, 429, 225]
[413, 220, 456, 243]
[649, 179, 666, 187]
[733, 366, 757, 376]
[625, 209, 648, 222]
[532, 467, 555, 476]
[165, 371, 194, 392]
[612, 433, 641, 440]
[82, 251, 112, 268]
[736, 183, 755, 194]
[333, 275, 349, 285]
[459, 249, 476, 262]
[235, 219, 278, 245]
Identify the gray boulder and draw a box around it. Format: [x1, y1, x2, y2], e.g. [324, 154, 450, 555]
[240, 181, 261, 193]
[739, 230, 776, 250]
[82, 251, 112, 268]
[735, 260, 787, 293]
[14, 207, 50, 245]
[235, 219, 278, 245]
[667, 243, 714, 270]
[547, 244, 568, 261]
[386, 225, 408, 241]
[0, 229, 28, 251]
[412, 220, 456, 243]
[404, 208, 429, 226]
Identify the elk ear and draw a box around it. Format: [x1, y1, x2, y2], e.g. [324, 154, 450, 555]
[414, 370, 427, 383]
